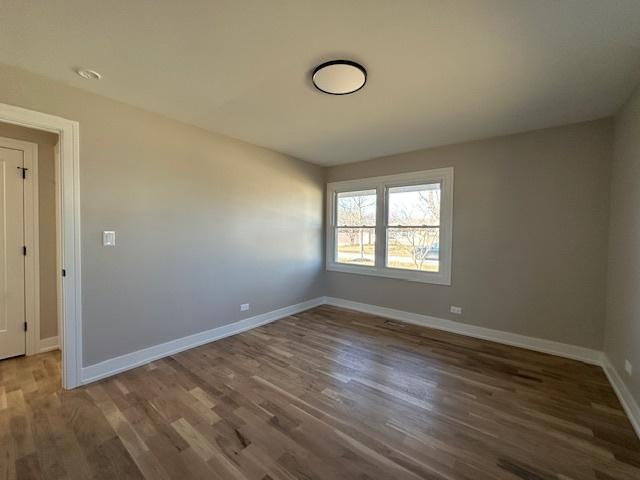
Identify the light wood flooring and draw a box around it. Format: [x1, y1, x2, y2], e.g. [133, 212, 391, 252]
[1, 305, 639, 479]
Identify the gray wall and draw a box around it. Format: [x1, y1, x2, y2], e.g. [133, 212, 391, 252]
[605, 85, 640, 403]
[326, 120, 613, 349]
[0, 62, 620, 370]
[0, 64, 325, 366]
[0, 122, 58, 340]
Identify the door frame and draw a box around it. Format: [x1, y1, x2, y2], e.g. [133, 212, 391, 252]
[0, 136, 40, 358]
[0, 102, 82, 389]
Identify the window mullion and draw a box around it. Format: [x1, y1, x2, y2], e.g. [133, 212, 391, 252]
[375, 184, 386, 269]
[330, 190, 336, 264]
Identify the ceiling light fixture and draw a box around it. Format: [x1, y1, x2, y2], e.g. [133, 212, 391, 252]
[312, 60, 366, 95]
[76, 68, 102, 80]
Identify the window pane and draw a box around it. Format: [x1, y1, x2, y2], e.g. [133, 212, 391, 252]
[388, 183, 440, 226]
[336, 227, 376, 266]
[336, 190, 376, 226]
[386, 227, 439, 272]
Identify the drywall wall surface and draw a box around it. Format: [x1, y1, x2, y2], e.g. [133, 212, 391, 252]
[326, 119, 613, 349]
[0, 64, 324, 365]
[605, 84, 640, 403]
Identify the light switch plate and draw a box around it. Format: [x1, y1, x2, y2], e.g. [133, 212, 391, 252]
[103, 231, 116, 246]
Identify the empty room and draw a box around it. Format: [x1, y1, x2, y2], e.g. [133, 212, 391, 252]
[1, 1, 640, 479]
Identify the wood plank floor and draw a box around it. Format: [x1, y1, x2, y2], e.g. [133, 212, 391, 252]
[1, 305, 639, 479]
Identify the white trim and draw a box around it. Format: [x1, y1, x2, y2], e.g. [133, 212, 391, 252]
[38, 335, 59, 353]
[80, 297, 325, 385]
[0, 102, 82, 389]
[323, 297, 603, 365]
[54, 143, 64, 364]
[602, 355, 640, 439]
[0, 136, 40, 357]
[325, 263, 452, 284]
[326, 167, 454, 286]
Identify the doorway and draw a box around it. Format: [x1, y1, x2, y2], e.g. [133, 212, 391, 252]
[0, 102, 81, 389]
[0, 130, 60, 362]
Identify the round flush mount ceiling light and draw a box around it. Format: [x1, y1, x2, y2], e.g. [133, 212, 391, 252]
[76, 68, 102, 80]
[312, 60, 366, 95]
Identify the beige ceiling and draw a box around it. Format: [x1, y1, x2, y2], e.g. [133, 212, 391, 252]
[2, 0, 640, 165]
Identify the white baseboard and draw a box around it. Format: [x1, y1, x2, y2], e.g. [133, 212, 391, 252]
[80, 297, 324, 385]
[38, 336, 59, 353]
[602, 355, 640, 439]
[323, 297, 604, 365]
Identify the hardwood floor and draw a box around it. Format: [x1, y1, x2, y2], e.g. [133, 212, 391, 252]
[1, 305, 639, 479]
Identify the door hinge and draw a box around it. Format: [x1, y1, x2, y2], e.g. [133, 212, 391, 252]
[62, 268, 66, 277]
[17, 166, 28, 179]
[23, 246, 27, 256]
[24, 322, 27, 332]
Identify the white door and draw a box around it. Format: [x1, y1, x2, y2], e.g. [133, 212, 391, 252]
[0, 146, 26, 360]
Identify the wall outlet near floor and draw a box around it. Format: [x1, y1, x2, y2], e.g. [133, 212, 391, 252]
[450, 306, 462, 315]
[240, 303, 250, 312]
[625, 360, 632, 376]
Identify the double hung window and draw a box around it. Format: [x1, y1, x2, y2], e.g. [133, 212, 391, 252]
[327, 168, 453, 285]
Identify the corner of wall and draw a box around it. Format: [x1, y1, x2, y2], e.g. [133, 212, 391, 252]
[602, 81, 640, 432]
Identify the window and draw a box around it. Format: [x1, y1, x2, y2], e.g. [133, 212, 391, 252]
[327, 168, 453, 285]
[386, 183, 441, 272]
[335, 189, 376, 266]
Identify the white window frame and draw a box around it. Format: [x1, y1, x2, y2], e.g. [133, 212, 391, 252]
[326, 167, 454, 285]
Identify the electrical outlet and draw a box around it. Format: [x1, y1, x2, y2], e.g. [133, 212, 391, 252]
[625, 360, 632, 376]
[450, 306, 462, 315]
[240, 303, 250, 312]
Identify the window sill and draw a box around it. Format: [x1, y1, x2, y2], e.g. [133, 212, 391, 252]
[326, 263, 451, 285]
